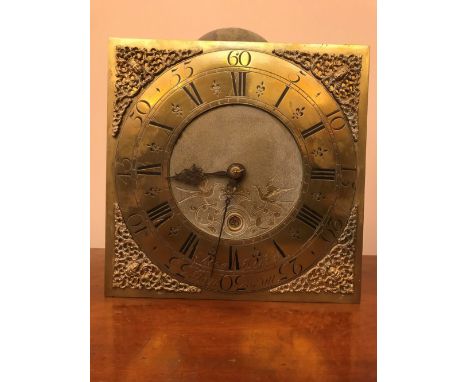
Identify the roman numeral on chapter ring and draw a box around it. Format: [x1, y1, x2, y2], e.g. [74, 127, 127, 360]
[311, 168, 336, 181]
[275, 85, 290, 108]
[273, 240, 287, 258]
[148, 120, 173, 132]
[179, 232, 199, 259]
[297, 205, 323, 230]
[136, 163, 162, 175]
[147, 202, 172, 228]
[229, 246, 240, 270]
[183, 82, 203, 106]
[301, 121, 325, 139]
[231, 71, 247, 96]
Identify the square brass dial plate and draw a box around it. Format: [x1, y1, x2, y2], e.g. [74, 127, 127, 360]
[105, 38, 369, 303]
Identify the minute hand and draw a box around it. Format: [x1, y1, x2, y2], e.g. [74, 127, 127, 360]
[209, 180, 237, 278]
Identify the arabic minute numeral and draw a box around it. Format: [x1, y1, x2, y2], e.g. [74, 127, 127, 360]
[126, 213, 148, 235]
[116, 158, 132, 176]
[129, 100, 152, 127]
[320, 217, 344, 243]
[219, 275, 246, 292]
[171, 61, 194, 85]
[227, 50, 252, 66]
[279, 258, 303, 281]
[326, 109, 346, 130]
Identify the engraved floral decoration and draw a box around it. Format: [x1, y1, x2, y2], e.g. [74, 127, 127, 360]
[168, 226, 180, 237]
[289, 227, 301, 240]
[312, 147, 328, 157]
[171, 103, 183, 117]
[173, 177, 297, 239]
[270, 204, 358, 294]
[311, 192, 325, 202]
[145, 187, 161, 197]
[146, 142, 163, 152]
[292, 106, 305, 120]
[210, 80, 221, 96]
[218, 246, 278, 272]
[112, 203, 200, 292]
[112, 46, 202, 136]
[256, 81, 266, 97]
[273, 50, 362, 141]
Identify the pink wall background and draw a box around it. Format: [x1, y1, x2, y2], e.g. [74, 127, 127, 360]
[91, 0, 377, 255]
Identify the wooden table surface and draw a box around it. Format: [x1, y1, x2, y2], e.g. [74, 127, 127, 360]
[91, 249, 376, 382]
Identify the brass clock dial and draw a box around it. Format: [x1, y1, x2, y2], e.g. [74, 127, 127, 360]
[107, 40, 369, 302]
[169, 104, 304, 241]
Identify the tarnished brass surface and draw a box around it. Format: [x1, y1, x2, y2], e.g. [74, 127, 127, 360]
[170, 104, 303, 241]
[105, 38, 369, 302]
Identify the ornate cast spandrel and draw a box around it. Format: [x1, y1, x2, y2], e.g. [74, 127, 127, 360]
[112, 46, 203, 137]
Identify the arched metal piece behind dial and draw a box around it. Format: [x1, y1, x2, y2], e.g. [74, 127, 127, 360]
[199, 27, 267, 42]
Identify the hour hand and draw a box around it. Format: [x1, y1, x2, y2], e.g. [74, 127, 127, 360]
[168, 164, 228, 187]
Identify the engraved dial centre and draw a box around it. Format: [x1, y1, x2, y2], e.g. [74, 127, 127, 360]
[169, 104, 303, 241]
